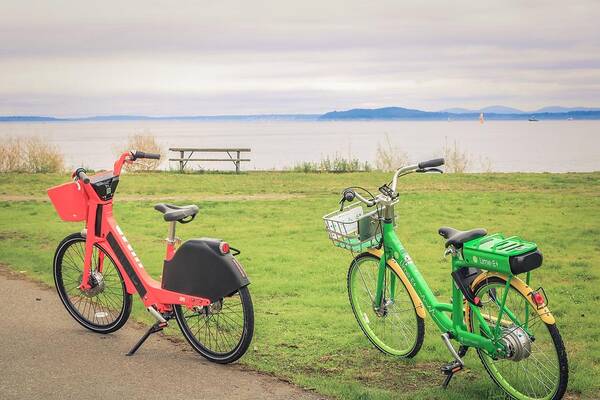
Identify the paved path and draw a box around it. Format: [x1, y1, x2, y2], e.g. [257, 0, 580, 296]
[0, 266, 323, 400]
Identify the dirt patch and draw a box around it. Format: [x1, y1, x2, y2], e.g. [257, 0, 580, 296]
[0, 231, 28, 242]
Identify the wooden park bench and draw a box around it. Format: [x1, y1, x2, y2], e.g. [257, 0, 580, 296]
[169, 148, 251, 173]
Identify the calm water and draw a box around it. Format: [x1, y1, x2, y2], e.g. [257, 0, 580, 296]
[0, 120, 598, 172]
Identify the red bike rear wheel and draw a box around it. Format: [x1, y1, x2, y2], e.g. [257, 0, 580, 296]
[174, 286, 254, 364]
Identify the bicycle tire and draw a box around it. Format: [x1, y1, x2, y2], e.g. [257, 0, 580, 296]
[174, 286, 254, 364]
[347, 253, 425, 358]
[53, 233, 132, 333]
[470, 276, 568, 400]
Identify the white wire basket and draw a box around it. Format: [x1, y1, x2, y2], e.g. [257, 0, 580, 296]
[323, 203, 382, 252]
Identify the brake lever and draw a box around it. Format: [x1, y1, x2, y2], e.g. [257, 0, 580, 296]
[416, 168, 444, 174]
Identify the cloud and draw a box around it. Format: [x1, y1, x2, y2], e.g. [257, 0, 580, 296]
[1, 0, 599, 115]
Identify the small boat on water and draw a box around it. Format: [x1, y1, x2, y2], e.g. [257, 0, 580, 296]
[528, 116, 539, 122]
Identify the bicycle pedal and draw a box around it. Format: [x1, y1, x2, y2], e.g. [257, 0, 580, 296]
[440, 360, 463, 389]
[441, 360, 463, 375]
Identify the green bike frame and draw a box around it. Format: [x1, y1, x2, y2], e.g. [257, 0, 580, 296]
[373, 214, 545, 357]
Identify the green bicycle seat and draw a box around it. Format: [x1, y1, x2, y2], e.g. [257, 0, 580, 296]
[439, 226, 487, 248]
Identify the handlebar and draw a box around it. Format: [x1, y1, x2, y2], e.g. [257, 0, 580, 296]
[391, 158, 445, 192]
[74, 168, 90, 184]
[73, 150, 161, 185]
[131, 150, 161, 160]
[112, 150, 161, 175]
[418, 158, 444, 169]
[339, 157, 445, 208]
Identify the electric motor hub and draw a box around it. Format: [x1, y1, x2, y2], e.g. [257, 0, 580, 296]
[207, 299, 223, 314]
[501, 325, 532, 361]
[78, 271, 106, 298]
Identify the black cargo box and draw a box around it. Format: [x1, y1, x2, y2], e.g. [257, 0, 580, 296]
[161, 238, 249, 302]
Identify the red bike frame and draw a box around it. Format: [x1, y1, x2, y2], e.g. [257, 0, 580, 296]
[76, 152, 210, 312]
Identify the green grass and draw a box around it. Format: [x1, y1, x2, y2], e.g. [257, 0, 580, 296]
[1, 171, 599, 399]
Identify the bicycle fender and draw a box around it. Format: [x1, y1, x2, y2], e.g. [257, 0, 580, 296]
[162, 238, 249, 303]
[469, 272, 555, 325]
[367, 249, 426, 319]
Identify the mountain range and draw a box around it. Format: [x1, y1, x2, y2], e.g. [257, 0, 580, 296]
[319, 106, 600, 120]
[2, 105, 600, 122]
[439, 105, 600, 114]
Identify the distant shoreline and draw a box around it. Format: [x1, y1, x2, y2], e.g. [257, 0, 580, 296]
[1, 115, 599, 122]
[2, 106, 600, 122]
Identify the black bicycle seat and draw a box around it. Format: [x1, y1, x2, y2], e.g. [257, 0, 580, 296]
[154, 203, 199, 223]
[438, 226, 487, 248]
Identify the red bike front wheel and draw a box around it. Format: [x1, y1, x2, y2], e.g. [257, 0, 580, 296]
[53, 233, 132, 334]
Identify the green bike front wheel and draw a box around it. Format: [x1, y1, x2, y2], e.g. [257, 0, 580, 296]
[470, 276, 568, 400]
[347, 253, 424, 357]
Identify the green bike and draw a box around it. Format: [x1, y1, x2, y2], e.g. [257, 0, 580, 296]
[323, 158, 568, 400]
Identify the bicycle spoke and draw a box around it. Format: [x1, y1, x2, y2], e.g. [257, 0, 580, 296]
[58, 240, 127, 329]
[178, 291, 246, 356]
[473, 280, 562, 399]
[349, 256, 421, 356]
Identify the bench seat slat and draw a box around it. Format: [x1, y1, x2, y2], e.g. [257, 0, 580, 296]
[169, 148, 251, 152]
[168, 158, 251, 162]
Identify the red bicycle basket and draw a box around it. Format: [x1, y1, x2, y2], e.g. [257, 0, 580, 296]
[47, 181, 88, 222]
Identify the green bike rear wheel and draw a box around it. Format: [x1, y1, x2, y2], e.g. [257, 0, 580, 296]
[347, 253, 424, 357]
[470, 276, 568, 400]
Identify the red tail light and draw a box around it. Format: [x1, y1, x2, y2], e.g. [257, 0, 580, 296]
[219, 241, 230, 255]
[532, 291, 545, 306]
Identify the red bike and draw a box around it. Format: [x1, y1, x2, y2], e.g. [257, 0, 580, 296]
[47, 151, 254, 363]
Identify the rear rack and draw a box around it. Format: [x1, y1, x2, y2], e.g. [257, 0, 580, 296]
[463, 233, 541, 275]
[467, 234, 538, 256]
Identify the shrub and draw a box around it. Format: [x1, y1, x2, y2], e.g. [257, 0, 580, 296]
[443, 139, 470, 173]
[23, 137, 65, 173]
[478, 156, 494, 173]
[0, 136, 64, 173]
[0, 137, 25, 172]
[375, 133, 408, 172]
[119, 133, 164, 172]
[292, 154, 370, 173]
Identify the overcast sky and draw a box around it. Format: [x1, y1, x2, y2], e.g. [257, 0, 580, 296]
[1, 0, 599, 116]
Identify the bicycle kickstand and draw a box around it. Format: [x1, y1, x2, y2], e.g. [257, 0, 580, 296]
[126, 307, 171, 356]
[440, 333, 469, 389]
[126, 321, 168, 356]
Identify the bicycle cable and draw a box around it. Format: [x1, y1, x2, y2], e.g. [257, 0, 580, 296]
[344, 186, 385, 250]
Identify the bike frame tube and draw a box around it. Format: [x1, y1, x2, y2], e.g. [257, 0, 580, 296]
[76, 154, 211, 312]
[380, 219, 500, 354]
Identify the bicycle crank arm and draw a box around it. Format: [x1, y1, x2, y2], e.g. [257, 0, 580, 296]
[441, 332, 464, 366]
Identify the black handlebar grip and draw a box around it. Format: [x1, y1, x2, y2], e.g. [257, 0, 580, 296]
[133, 151, 161, 160]
[75, 168, 90, 184]
[418, 158, 445, 169]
